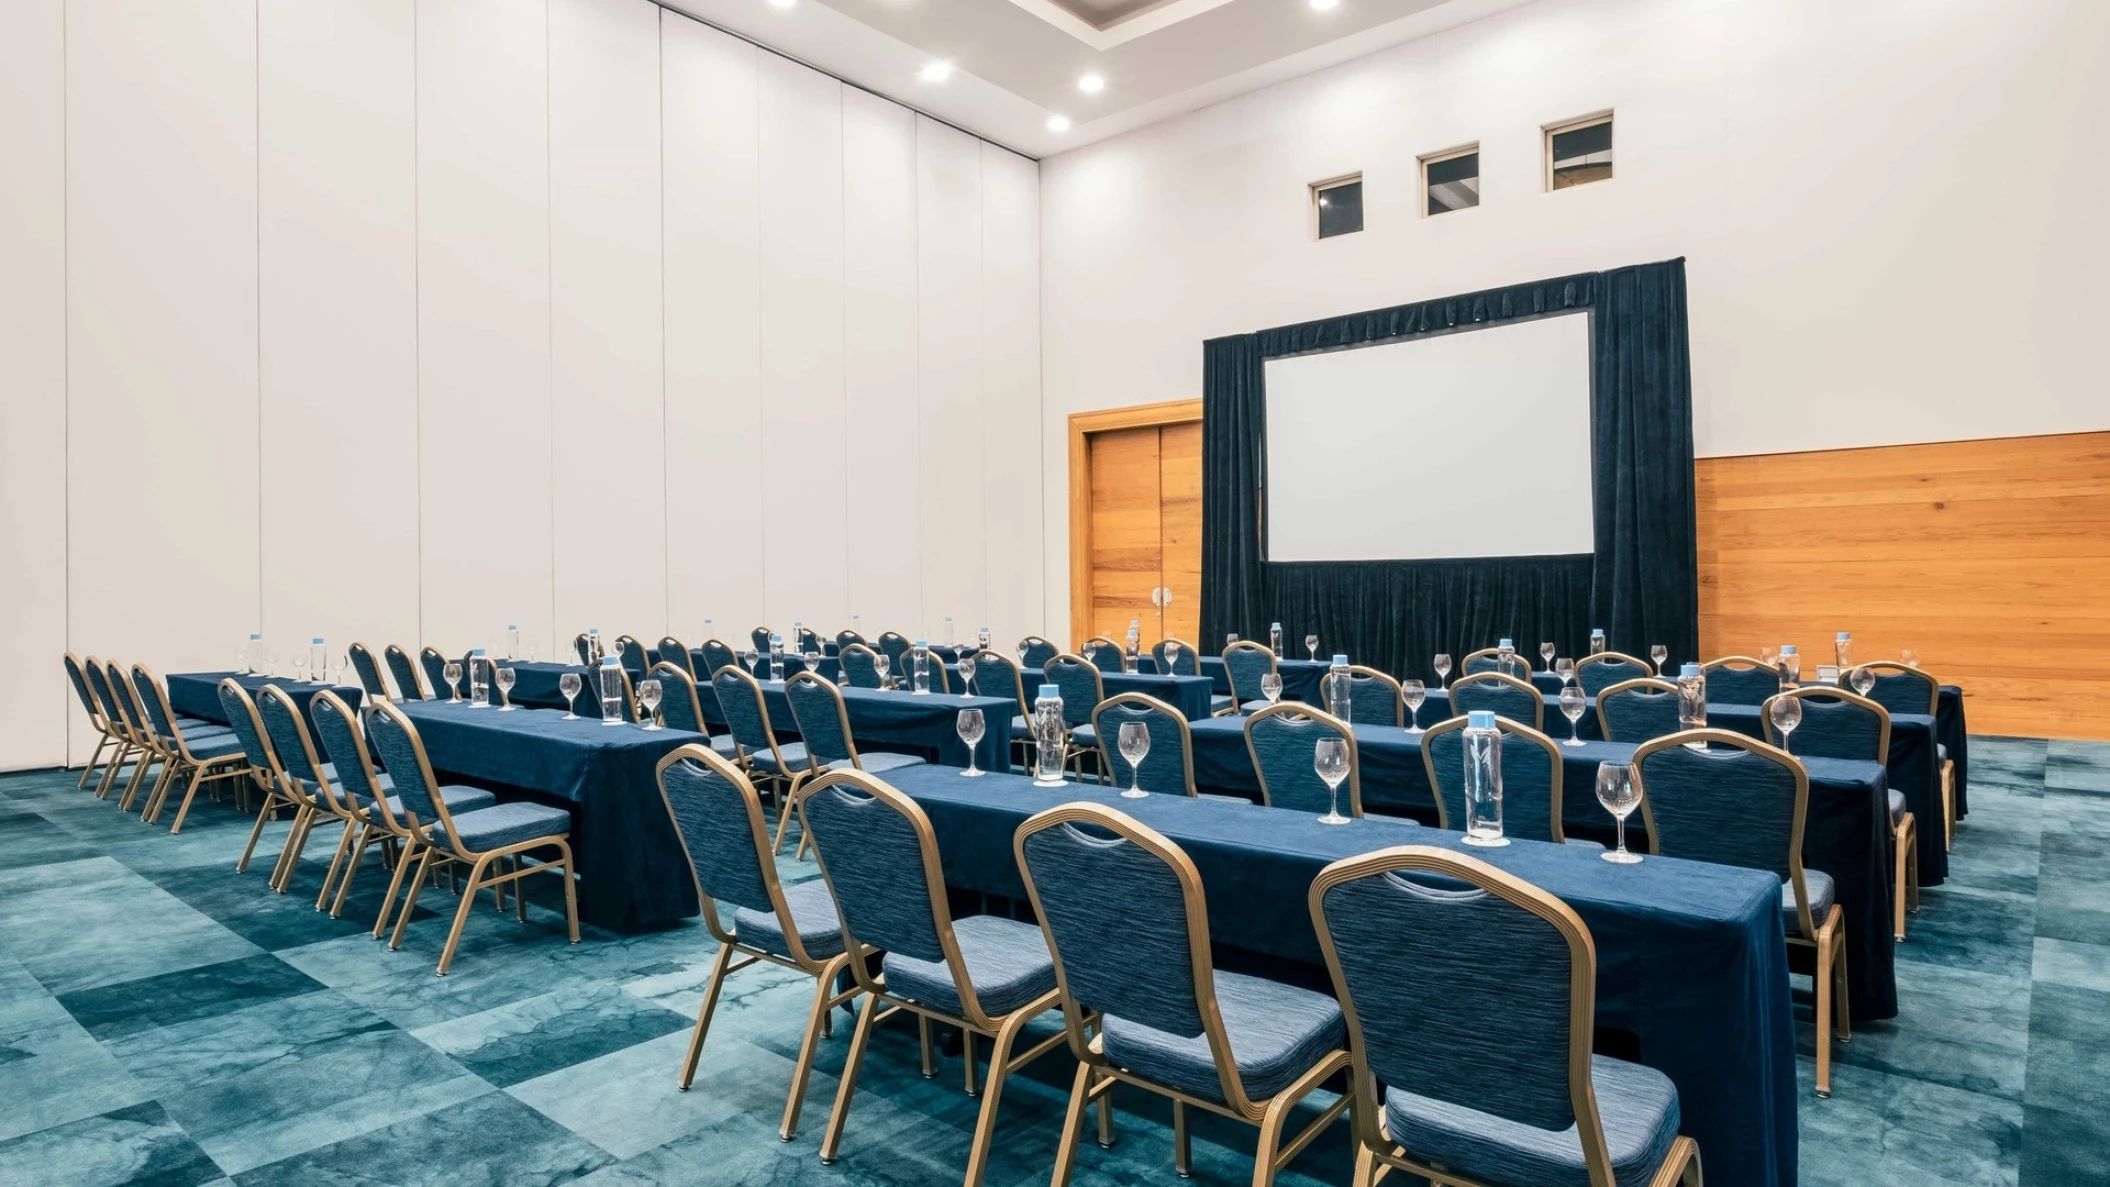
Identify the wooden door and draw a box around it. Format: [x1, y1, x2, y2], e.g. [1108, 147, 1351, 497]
[1156, 421, 1203, 646]
[1070, 401, 1204, 651]
[1086, 426, 1163, 643]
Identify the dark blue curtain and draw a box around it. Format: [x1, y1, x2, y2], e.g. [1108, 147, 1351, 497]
[1200, 259, 1697, 680]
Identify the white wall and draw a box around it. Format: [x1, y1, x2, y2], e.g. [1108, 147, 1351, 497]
[1038, 0, 2110, 631]
[0, 0, 1042, 771]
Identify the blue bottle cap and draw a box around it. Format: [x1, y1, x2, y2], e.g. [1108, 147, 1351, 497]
[1499, 638, 1512, 648]
[770, 633, 783, 644]
[916, 639, 928, 647]
[313, 637, 324, 645]
[1782, 645, 1797, 655]
[1591, 627, 1604, 635]
[602, 656, 620, 666]
[472, 647, 485, 656]
[1333, 654, 1348, 666]
[249, 633, 261, 641]
[508, 623, 517, 631]
[1467, 710, 1496, 730]
[589, 628, 599, 635]
[1836, 632, 1850, 640]
[1036, 687, 1061, 702]
[1681, 663, 1701, 678]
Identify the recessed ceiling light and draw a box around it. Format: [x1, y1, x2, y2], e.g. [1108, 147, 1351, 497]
[918, 61, 953, 83]
[1309, 0, 1339, 9]
[1047, 115, 1071, 132]
[1077, 73, 1105, 94]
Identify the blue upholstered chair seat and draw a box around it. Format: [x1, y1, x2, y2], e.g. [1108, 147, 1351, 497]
[371, 785, 498, 821]
[1012, 715, 1030, 734]
[1888, 788, 1906, 824]
[182, 735, 246, 760]
[1071, 724, 1096, 748]
[709, 734, 739, 758]
[1383, 1054, 1681, 1187]
[1241, 699, 1272, 713]
[1781, 870, 1837, 933]
[175, 717, 233, 737]
[825, 752, 926, 775]
[882, 914, 1054, 1017]
[439, 801, 572, 852]
[1938, 743, 1948, 763]
[734, 877, 846, 961]
[1100, 969, 1344, 1104]
[749, 742, 814, 775]
[1210, 694, 1235, 713]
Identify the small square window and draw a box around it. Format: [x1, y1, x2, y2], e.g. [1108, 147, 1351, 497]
[1546, 114, 1612, 190]
[1421, 145, 1479, 216]
[1312, 175, 1363, 239]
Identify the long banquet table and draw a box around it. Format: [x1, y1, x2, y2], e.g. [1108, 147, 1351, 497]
[1017, 666, 1217, 722]
[166, 671, 364, 729]
[878, 762, 1797, 1187]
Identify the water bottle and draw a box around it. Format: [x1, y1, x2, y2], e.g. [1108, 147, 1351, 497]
[1462, 710, 1506, 847]
[587, 627, 602, 664]
[944, 616, 955, 647]
[978, 625, 991, 652]
[1497, 637, 1517, 678]
[1677, 662, 1707, 745]
[1589, 628, 1606, 655]
[850, 614, 861, 638]
[912, 640, 931, 694]
[769, 633, 786, 683]
[1032, 689, 1067, 786]
[1124, 621, 1141, 674]
[469, 648, 489, 705]
[1780, 644, 1801, 686]
[1835, 632, 1852, 671]
[793, 621, 805, 655]
[599, 656, 624, 722]
[246, 632, 261, 675]
[703, 617, 714, 641]
[312, 637, 327, 683]
[1269, 622, 1284, 658]
[1327, 654, 1352, 720]
[507, 623, 520, 660]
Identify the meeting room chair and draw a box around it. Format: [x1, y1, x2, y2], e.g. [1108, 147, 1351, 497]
[838, 643, 884, 690]
[64, 654, 120, 790]
[750, 626, 775, 657]
[657, 636, 695, 679]
[1244, 703, 1361, 816]
[1222, 639, 1280, 714]
[1576, 651, 1656, 697]
[79, 658, 135, 800]
[835, 628, 867, 650]
[1634, 729, 1850, 1096]
[784, 672, 928, 780]
[877, 631, 912, 678]
[347, 642, 389, 701]
[711, 666, 818, 852]
[1017, 804, 1351, 1185]
[1765, 686, 1916, 940]
[654, 744, 855, 1141]
[419, 646, 453, 700]
[365, 700, 580, 975]
[1043, 654, 1107, 781]
[1703, 655, 1783, 705]
[650, 663, 738, 758]
[1090, 693, 1198, 797]
[384, 644, 428, 700]
[217, 680, 298, 884]
[1309, 846, 1703, 1187]
[1018, 636, 1060, 669]
[699, 638, 740, 679]
[1596, 677, 1683, 744]
[1448, 671, 1544, 732]
[1460, 646, 1533, 680]
[1080, 636, 1124, 674]
[794, 626, 823, 655]
[1323, 664, 1404, 727]
[613, 635, 649, 683]
[1156, 637, 1234, 715]
[972, 651, 1033, 771]
[254, 684, 354, 897]
[1855, 660, 1956, 847]
[92, 659, 157, 805]
[128, 664, 246, 831]
[1420, 715, 1583, 844]
[792, 769, 1065, 1186]
[104, 659, 201, 813]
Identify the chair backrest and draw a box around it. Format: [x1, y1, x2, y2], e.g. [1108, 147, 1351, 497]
[1080, 636, 1123, 673]
[710, 666, 781, 760]
[751, 627, 775, 656]
[1702, 656, 1781, 706]
[1765, 687, 1890, 763]
[258, 683, 343, 811]
[309, 691, 396, 824]
[126, 665, 181, 745]
[1310, 847, 1607, 1168]
[1091, 694, 1197, 797]
[1154, 638, 1201, 677]
[1221, 640, 1278, 705]
[1857, 661, 1939, 717]
[1420, 716, 1568, 841]
[785, 672, 859, 768]
[838, 643, 883, 689]
[1594, 677, 1681, 744]
[1635, 730, 1821, 937]
[348, 643, 388, 699]
[836, 629, 867, 650]
[1449, 672, 1543, 731]
[1018, 636, 1059, 669]
[699, 638, 739, 678]
[384, 645, 426, 700]
[652, 662, 712, 736]
[1245, 703, 1361, 816]
[1576, 652, 1654, 698]
[364, 701, 460, 837]
[972, 651, 1029, 717]
[1042, 654, 1105, 728]
[877, 631, 911, 670]
[920, 651, 956, 694]
[658, 745, 822, 964]
[63, 654, 103, 726]
[419, 647, 450, 697]
[216, 679, 281, 785]
[1019, 804, 1259, 1105]
[84, 659, 128, 738]
[615, 636, 650, 682]
[657, 637, 694, 679]
[101, 659, 150, 741]
[1323, 665, 1403, 727]
[793, 626, 822, 654]
[1462, 648, 1532, 680]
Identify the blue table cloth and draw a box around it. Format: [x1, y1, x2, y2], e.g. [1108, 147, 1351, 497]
[694, 681, 1014, 772]
[875, 762, 1796, 1187]
[167, 671, 365, 730]
[391, 700, 702, 931]
[1017, 666, 1217, 723]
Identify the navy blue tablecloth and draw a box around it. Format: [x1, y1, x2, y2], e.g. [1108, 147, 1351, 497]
[1018, 667, 1216, 722]
[392, 700, 700, 932]
[167, 672, 364, 729]
[696, 681, 1014, 772]
[876, 763, 1795, 1187]
[1938, 686, 1969, 817]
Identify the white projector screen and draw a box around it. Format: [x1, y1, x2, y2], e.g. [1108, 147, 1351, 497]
[1263, 312, 1596, 562]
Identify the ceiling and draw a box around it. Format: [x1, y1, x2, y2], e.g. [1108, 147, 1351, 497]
[662, 0, 1538, 158]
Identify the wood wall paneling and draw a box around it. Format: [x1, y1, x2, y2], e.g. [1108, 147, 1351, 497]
[1086, 426, 1163, 644]
[1158, 420, 1204, 647]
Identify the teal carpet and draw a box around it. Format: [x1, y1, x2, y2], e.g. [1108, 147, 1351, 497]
[0, 737, 2105, 1185]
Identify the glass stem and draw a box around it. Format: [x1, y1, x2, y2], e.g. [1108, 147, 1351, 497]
[1616, 815, 1627, 855]
[1329, 785, 1340, 818]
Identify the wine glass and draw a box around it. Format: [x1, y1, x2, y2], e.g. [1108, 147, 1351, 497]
[443, 661, 463, 702]
[1650, 644, 1669, 674]
[1161, 642, 1178, 675]
[525, 641, 537, 663]
[957, 709, 986, 776]
[1433, 653, 1452, 689]
[1901, 649, 1920, 669]
[1560, 686, 1587, 746]
[740, 649, 758, 673]
[1260, 673, 1283, 705]
[496, 665, 518, 710]
[1402, 679, 1426, 732]
[1770, 696, 1803, 754]
[1016, 640, 1029, 662]
[1226, 633, 1240, 647]
[1313, 738, 1351, 825]
[559, 671, 583, 719]
[1760, 643, 1777, 668]
[292, 651, 309, 684]
[957, 657, 975, 696]
[1540, 642, 1557, 673]
[236, 647, 250, 677]
[1596, 761, 1641, 863]
[1117, 722, 1150, 798]
[639, 678, 663, 730]
[804, 650, 822, 679]
[874, 654, 891, 688]
[1555, 658, 1575, 689]
[1304, 634, 1319, 662]
[1850, 666, 1875, 697]
[266, 647, 283, 676]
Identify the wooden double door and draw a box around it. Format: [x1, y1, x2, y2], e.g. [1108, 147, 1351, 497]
[1069, 401, 1202, 650]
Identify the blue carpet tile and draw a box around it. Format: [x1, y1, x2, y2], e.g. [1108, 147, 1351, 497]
[0, 736, 2106, 1185]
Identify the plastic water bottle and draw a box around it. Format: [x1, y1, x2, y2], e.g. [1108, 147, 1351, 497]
[1032, 689, 1067, 786]
[944, 617, 955, 647]
[912, 640, 931, 694]
[1497, 637, 1517, 678]
[1462, 710, 1506, 847]
[468, 648, 489, 705]
[1124, 621, 1141, 674]
[1589, 628, 1606, 655]
[599, 656, 624, 723]
[792, 621, 805, 655]
[1835, 632, 1852, 671]
[1268, 622, 1283, 658]
[1327, 655, 1352, 720]
[1780, 645, 1801, 686]
[703, 617, 714, 641]
[245, 633, 261, 675]
[978, 625, 991, 651]
[311, 638, 327, 683]
[507, 623, 520, 661]
[587, 627, 602, 664]
[1677, 662, 1707, 745]
[768, 633, 785, 683]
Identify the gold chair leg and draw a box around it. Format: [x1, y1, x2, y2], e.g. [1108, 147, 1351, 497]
[771, 771, 808, 855]
[235, 791, 283, 874]
[270, 806, 317, 893]
[144, 759, 185, 823]
[960, 1007, 1035, 1187]
[1814, 929, 1835, 1098]
[436, 854, 496, 976]
[780, 954, 852, 1142]
[964, 1031, 979, 1097]
[329, 825, 376, 919]
[558, 842, 580, 944]
[119, 752, 157, 811]
[373, 838, 421, 940]
[1942, 760, 1956, 851]
[819, 993, 884, 1166]
[1351, 1143, 1376, 1187]
[389, 847, 438, 951]
[317, 817, 361, 911]
[1173, 1100, 1191, 1178]
[678, 943, 737, 1090]
[1049, 1062, 1094, 1187]
[94, 745, 130, 799]
[1835, 930, 1852, 1044]
[1894, 824, 1910, 942]
[78, 737, 114, 788]
[918, 1013, 938, 1079]
[166, 765, 216, 833]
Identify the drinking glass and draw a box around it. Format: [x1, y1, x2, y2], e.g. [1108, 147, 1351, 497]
[267, 647, 283, 676]
[1402, 679, 1426, 732]
[559, 671, 583, 719]
[741, 649, 758, 673]
[804, 651, 822, 679]
[639, 679, 663, 730]
[1555, 657, 1575, 688]
[1850, 666, 1876, 697]
[1433, 653, 1452, 688]
[496, 665, 518, 710]
[334, 654, 349, 686]
[1596, 761, 1641, 863]
[1117, 722, 1150, 798]
[957, 658, 975, 695]
[957, 709, 986, 776]
[1226, 633, 1240, 647]
[1304, 634, 1319, 662]
[1760, 644, 1777, 667]
[525, 641, 537, 663]
[236, 648, 249, 677]
[1901, 649, 1920, 669]
[1540, 642, 1557, 672]
[1560, 685, 1587, 746]
[1161, 642, 1177, 674]
[1313, 738, 1350, 826]
[292, 652, 309, 683]
[1770, 696, 1803, 754]
[443, 661, 463, 702]
[1016, 640, 1029, 662]
[874, 655, 891, 687]
[1651, 644, 1669, 673]
[1260, 673, 1283, 705]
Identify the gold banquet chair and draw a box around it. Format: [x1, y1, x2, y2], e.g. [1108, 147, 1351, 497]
[127, 664, 247, 831]
[1856, 661, 1956, 848]
[63, 654, 122, 790]
[1764, 685, 1916, 941]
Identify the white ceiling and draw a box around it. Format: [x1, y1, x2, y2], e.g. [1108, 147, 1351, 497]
[661, 0, 1539, 158]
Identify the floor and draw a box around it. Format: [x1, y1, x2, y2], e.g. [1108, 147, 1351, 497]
[0, 737, 2106, 1186]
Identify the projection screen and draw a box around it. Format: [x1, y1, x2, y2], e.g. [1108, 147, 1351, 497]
[1262, 311, 1596, 562]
